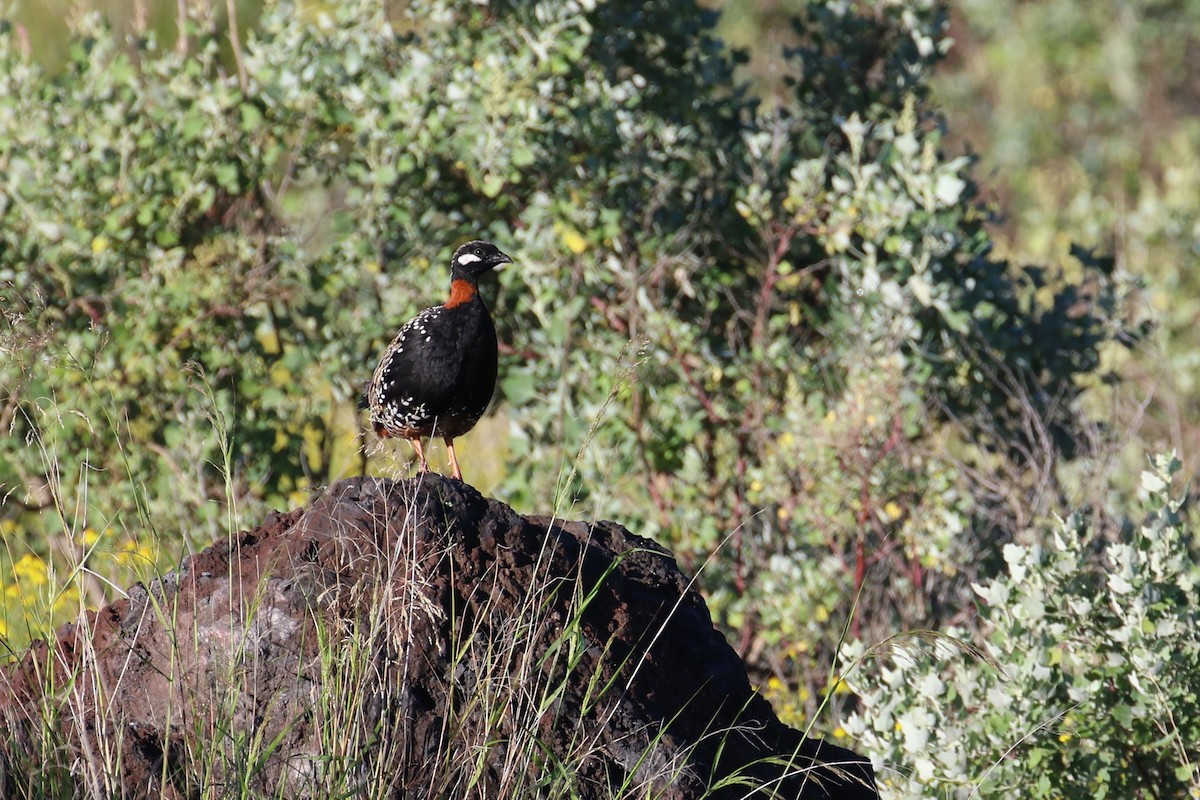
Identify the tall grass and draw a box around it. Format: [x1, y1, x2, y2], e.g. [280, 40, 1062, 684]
[1, 354, 870, 799]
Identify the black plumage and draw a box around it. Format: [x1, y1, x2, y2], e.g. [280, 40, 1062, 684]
[364, 240, 511, 481]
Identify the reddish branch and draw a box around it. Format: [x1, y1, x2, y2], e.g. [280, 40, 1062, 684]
[732, 454, 748, 596]
[751, 226, 794, 350]
[673, 347, 724, 428]
[731, 226, 796, 599]
[850, 410, 905, 638]
[496, 341, 541, 361]
[589, 296, 628, 334]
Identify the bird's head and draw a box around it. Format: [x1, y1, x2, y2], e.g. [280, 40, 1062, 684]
[450, 240, 513, 280]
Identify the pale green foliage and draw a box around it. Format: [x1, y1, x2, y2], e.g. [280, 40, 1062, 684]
[843, 454, 1200, 798]
[934, 0, 1200, 460]
[1, 0, 1135, 698]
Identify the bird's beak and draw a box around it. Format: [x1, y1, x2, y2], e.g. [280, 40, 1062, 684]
[494, 252, 513, 271]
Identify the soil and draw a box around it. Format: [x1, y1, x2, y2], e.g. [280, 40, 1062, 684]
[1, 475, 876, 799]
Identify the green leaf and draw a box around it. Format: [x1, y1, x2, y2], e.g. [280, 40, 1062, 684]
[481, 174, 505, 198]
[501, 372, 538, 406]
[214, 164, 240, 193]
[240, 103, 264, 132]
[1140, 468, 1168, 495]
[511, 145, 535, 167]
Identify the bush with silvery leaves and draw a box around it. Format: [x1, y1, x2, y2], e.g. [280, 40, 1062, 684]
[843, 453, 1200, 798]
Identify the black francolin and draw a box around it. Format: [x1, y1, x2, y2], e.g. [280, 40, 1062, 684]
[364, 240, 511, 481]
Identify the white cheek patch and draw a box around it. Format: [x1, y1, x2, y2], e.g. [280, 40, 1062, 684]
[457, 253, 482, 266]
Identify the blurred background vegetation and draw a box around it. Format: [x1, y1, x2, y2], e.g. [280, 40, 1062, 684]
[1, 0, 1197, 795]
[721, 0, 1200, 463]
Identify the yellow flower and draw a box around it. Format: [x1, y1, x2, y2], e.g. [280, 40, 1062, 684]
[779, 432, 795, 448]
[560, 227, 587, 255]
[115, 541, 155, 569]
[883, 501, 903, 521]
[12, 554, 48, 586]
[83, 528, 101, 546]
[833, 726, 847, 739]
[253, 325, 280, 354]
[91, 236, 109, 254]
[789, 302, 802, 326]
[270, 363, 292, 387]
[749, 480, 763, 493]
[1059, 733, 1072, 743]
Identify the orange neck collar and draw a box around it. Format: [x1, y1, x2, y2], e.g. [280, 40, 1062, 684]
[445, 279, 477, 309]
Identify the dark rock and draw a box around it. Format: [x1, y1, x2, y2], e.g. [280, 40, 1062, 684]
[1, 476, 877, 799]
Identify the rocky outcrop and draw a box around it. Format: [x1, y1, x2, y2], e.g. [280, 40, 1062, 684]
[1, 476, 876, 799]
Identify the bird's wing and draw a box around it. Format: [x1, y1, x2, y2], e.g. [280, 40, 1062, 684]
[370, 306, 461, 411]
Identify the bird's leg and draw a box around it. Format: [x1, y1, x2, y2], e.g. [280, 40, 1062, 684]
[410, 437, 428, 473]
[445, 437, 463, 482]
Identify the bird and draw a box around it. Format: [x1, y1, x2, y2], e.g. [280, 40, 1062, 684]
[362, 240, 512, 482]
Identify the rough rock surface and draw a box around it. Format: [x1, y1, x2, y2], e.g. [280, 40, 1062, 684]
[1, 476, 877, 799]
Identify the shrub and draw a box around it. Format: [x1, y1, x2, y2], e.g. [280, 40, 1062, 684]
[843, 454, 1200, 798]
[1, 0, 1137, 686]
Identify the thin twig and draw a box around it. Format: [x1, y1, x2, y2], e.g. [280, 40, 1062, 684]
[225, 0, 247, 90]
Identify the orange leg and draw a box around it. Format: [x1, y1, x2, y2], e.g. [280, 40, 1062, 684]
[410, 437, 428, 473]
[445, 437, 463, 481]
